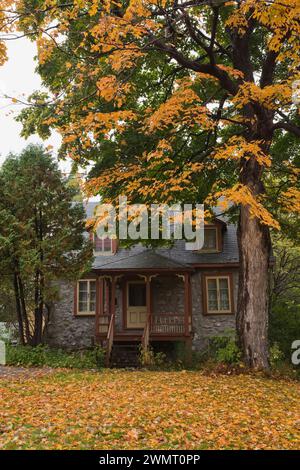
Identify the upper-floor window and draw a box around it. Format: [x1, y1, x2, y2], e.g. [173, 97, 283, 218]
[198, 226, 220, 252]
[93, 233, 113, 254]
[203, 227, 218, 251]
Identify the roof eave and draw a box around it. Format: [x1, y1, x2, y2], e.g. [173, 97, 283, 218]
[92, 266, 193, 273]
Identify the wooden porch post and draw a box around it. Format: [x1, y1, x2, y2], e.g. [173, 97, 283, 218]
[105, 276, 116, 367]
[105, 278, 110, 314]
[95, 276, 102, 341]
[146, 275, 151, 322]
[111, 276, 116, 319]
[99, 278, 104, 317]
[141, 274, 152, 352]
[184, 273, 192, 336]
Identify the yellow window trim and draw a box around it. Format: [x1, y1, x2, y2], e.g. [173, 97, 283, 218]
[205, 275, 232, 314]
[199, 227, 219, 253]
[77, 279, 96, 315]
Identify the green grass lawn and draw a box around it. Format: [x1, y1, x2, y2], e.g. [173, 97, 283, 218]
[0, 369, 299, 450]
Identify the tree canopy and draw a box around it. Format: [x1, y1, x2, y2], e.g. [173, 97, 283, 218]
[0, 145, 92, 345]
[12, 0, 300, 228]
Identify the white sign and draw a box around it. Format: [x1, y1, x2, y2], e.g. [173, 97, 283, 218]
[0, 341, 6, 366]
[291, 340, 300, 366]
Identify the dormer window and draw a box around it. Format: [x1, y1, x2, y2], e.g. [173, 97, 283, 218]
[93, 233, 113, 254]
[203, 227, 218, 251]
[198, 226, 221, 253]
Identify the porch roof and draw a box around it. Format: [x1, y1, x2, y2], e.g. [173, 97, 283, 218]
[93, 250, 192, 272]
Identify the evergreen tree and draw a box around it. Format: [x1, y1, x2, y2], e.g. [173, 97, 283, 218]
[0, 145, 92, 346]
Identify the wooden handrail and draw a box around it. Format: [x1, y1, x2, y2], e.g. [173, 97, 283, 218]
[105, 313, 115, 367]
[98, 314, 110, 334]
[142, 312, 151, 351]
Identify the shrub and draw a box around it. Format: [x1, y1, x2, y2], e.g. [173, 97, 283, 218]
[209, 333, 242, 365]
[139, 346, 167, 369]
[269, 302, 300, 361]
[269, 342, 285, 367]
[6, 344, 105, 369]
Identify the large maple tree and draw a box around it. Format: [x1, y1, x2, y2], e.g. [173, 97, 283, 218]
[10, 0, 300, 369]
[0, 0, 12, 64]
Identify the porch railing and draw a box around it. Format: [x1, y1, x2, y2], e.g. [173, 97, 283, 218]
[151, 313, 185, 335]
[98, 313, 186, 337]
[141, 313, 151, 351]
[98, 314, 110, 335]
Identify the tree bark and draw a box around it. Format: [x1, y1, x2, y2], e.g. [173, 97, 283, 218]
[13, 272, 25, 345]
[237, 206, 271, 369]
[236, 121, 272, 370]
[32, 271, 43, 346]
[17, 274, 32, 345]
[31, 206, 45, 346]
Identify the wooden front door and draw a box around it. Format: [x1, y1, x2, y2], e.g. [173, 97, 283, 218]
[126, 281, 147, 329]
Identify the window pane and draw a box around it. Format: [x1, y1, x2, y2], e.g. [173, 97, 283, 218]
[94, 234, 103, 252]
[79, 281, 88, 292]
[207, 279, 217, 290]
[78, 282, 88, 311]
[79, 282, 88, 312]
[89, 281, 96, 312]
[219, 278, 228, 290]
[208, 293, 218, 311]
[79, 291, 88, 302]
[203, 228, 217, 250]
[207, 279, 218, 311]
[219, 278, 230, 310]
[90, 281, 96, 294]
[129, 284, 146, 307]
[103, 238, 112, 252]
[79, 301, 88, 312]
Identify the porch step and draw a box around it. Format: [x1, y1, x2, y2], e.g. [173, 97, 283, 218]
[110, 344, 140, 368]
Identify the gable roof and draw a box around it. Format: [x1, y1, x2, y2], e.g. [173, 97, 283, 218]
[83, 201, 240, 269]
[93, 250, 192, 271]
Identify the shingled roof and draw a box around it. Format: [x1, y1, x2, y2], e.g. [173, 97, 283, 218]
[93, 250, 192, 271]
[84, 201, 240, 270]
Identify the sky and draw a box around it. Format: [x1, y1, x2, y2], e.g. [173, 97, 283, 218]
[0, 37, 69, 172]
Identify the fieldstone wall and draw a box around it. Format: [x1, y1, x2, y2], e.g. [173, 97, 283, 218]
[152, 276, 184, 315]
[191, 270, 238, 351]
[45, 281, 95, 350]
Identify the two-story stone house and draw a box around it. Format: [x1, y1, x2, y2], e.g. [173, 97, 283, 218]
[45, 202, 239, 366]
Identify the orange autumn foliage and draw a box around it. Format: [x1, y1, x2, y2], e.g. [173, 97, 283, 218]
[0, 369, 299, 450]
[0, 1, 14, 65]
[12, 0, 300, 227]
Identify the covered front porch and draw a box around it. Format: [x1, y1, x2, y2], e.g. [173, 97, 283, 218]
[93, 252, 193, 365]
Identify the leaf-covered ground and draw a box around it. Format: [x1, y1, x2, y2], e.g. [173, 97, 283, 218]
[0, 369, 299, 450]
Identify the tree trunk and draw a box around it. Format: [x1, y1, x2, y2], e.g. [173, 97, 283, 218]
[17, 274, 32, 345]
[32, 271, 43, 346]
[235, 107, 274, 370]
[13, 272, 25, 345]
[237, 205, 271, 370]
[31, 207, 44, 346]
